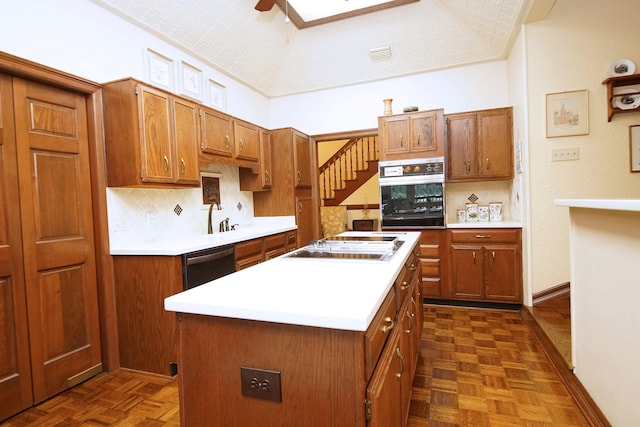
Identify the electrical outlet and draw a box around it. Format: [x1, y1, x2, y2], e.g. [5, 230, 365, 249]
[241, 367, 282, 402]
[552, 147, 579, 161]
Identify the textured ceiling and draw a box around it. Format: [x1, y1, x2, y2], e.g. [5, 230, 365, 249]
[90, 0, 545, 97]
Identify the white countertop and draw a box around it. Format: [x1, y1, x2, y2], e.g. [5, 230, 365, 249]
[110, 223, 297, 256]
[164, 231, 421, 331]
[446, 221, 522, 228]
[555, 198, 640, 212]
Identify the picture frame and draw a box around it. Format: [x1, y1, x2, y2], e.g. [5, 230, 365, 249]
[546, 90, 589, 138]
[208, 79, 226, 111]
[630, 125, 640, 172]
[145, 48, 174, 91]
[179, 60, 203, 101]
[201, 173, 221, 205]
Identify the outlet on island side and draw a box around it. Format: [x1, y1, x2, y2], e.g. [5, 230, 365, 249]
[551, 147, 580, 162]
[240, 366, 282, 403]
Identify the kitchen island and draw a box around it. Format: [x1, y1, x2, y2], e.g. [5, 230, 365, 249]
[164, 231, 422, 427]
[555, 199, 640, 426]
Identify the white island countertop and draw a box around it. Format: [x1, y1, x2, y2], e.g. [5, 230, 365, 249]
[164, 231, 421, 331]
[555, 198, 640, 212]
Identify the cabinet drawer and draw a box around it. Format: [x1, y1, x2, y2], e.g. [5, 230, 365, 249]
[449, 228, 520, 243]
[364, 289, 397, 380]
[235, 238, 264, 260]
[264, 233, 286, 252]
[421, 259, 440, 277]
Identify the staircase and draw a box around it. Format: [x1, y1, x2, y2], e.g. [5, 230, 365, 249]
[320, 136, 378, 206]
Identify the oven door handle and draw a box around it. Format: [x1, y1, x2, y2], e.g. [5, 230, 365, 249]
[186, 247, 235, 265]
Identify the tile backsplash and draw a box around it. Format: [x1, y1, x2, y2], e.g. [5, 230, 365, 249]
[107, 164, 255, 247]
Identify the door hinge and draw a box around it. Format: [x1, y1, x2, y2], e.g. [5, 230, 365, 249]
[365, 399, 372, 421]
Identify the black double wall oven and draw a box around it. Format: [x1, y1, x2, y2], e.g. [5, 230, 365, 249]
[379, 157, 445, 229]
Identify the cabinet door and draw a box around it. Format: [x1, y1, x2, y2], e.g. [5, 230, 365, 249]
[409, 111, 438, 154]
[484, 244, 522, 303]
[172, 97, 200, 184]
[295, 196, 316, 247]
[0, 74, 33, 420]
[200, 107, 233, 157]
[138, 85, 174, 183]
[446, 113, 477, 181]
[478, 108, 513, 180]
[233, 119, 259, 162]
[293, 130, 312, 187]
[379, 115, 410, 158]
[13, 78, 102, 402]
[419, 230, 445, 298]
[450, 245, 484, 299]
[366, 328, 403, 427]
[260, 129, 272, 188]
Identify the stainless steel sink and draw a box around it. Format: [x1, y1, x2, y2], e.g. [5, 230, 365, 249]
[282, 235, 403, 261]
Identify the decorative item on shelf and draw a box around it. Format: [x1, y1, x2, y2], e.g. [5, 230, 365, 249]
[466, 203, 478, 222]
[403, 106, 418, 113]
[610, 58, 636, 77]
[456, 209, 466, 222]
[612, 88, 640, 110]
[489, 202, 503, 221]
[383, 98, 393, 115]
[362, 199, 370, 218]
[478, 205, 489, 222]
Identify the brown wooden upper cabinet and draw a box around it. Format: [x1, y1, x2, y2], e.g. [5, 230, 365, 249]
[293, 129, 312, 187]
[239, 128, 272, 191]
[102, 78, 200, 187]
[200, 107, 260, 168]
[378, 109, 445, 161]
[200, 107, 234, 158]
[446, 107, 513, 182]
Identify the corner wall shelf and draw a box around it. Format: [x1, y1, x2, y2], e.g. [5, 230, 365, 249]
[602, 73, 640, 122]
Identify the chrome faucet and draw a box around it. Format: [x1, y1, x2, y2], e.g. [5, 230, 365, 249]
[207, 203, 220, 234]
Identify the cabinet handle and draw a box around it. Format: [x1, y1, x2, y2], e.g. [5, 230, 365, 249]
[180, 158, 186, 175]
[409, 263, 417, 271]
[399, 135, 404, 147]
[486, 158, 491, 169]
[163, 155, 169, 172]
[239, 138, 244, 152]
[405, 310, 413, 334]
[381, 316, 395, 333]
[297, 170, 302, 183]
[475, 235, 491, 239]
[225, 134, 230, 149]
[401, 281, 409, 291]
[395, 348, 405, 379]
[297, 201, 303, 213]
[472, 251, 476, 263]
[415, 132, 420, 145]
[410, 297, 417, 318]
[465, 160, 471, 173]
[264, 170, 270, 184]
[492, 251, 496, 263]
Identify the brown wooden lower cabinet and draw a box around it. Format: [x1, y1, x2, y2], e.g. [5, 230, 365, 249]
[176, 241, 422, 427]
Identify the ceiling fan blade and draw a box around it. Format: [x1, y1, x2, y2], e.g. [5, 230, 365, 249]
[255, 0, 276, 12]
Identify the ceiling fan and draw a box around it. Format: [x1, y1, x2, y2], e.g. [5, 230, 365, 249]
[255, 0, 277, 12]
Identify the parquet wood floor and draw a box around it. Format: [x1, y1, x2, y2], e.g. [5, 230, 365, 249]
[3, 305, 587, 426]
[528, 295, 572, 368]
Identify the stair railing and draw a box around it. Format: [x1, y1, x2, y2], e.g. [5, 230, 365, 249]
[319, 136, 378, 202]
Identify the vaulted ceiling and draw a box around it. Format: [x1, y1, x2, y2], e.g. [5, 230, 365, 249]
[90, 0, 554, 97]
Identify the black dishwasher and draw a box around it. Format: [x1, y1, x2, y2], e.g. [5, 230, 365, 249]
[182, 244, 235, 290]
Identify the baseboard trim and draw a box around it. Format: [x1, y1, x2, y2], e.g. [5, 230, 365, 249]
[532, 282, 570, 306]
[520, 307, 611, 427]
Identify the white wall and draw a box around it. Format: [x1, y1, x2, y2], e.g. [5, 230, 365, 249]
[269, 61, 511, 134]
[524, 0, 640, 293]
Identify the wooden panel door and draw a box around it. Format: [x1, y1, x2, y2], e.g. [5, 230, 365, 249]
[484, 244, 522, 303]
[200, 107, 233, 157]
[379, 115, 410, 159]
[478, 108, 513, 180]
[233, 119, 259, 162]
[450, 245, 484, 300]
[295, 195, 316, 247]
[0, 74, 33, 420]
[293, 130, 312, 188]
[409, 111, 437, 154]
[12, 78, 102, 402]
[366, 327, 402, 427]
[446, 113, 477, 181]
[172, 97, 200, 185]
[138, 85, 174, 183]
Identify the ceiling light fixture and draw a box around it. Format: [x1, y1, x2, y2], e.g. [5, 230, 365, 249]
[369, 45, 392, 60]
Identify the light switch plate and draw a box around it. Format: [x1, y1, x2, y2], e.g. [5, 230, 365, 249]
[552, 147, 579, 161]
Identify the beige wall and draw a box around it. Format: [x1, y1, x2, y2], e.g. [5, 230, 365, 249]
[523, 0, 640, 293]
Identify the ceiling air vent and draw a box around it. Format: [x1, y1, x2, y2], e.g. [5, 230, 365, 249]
[369, 45, 392, 60]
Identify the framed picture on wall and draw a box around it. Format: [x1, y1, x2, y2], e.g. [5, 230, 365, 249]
[145, 49, 174, 91]
[179, 60, 203, 101]
[630, 125, 640, 172]
[546, 90, 589, 138]
[208, 79, 226, 111]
